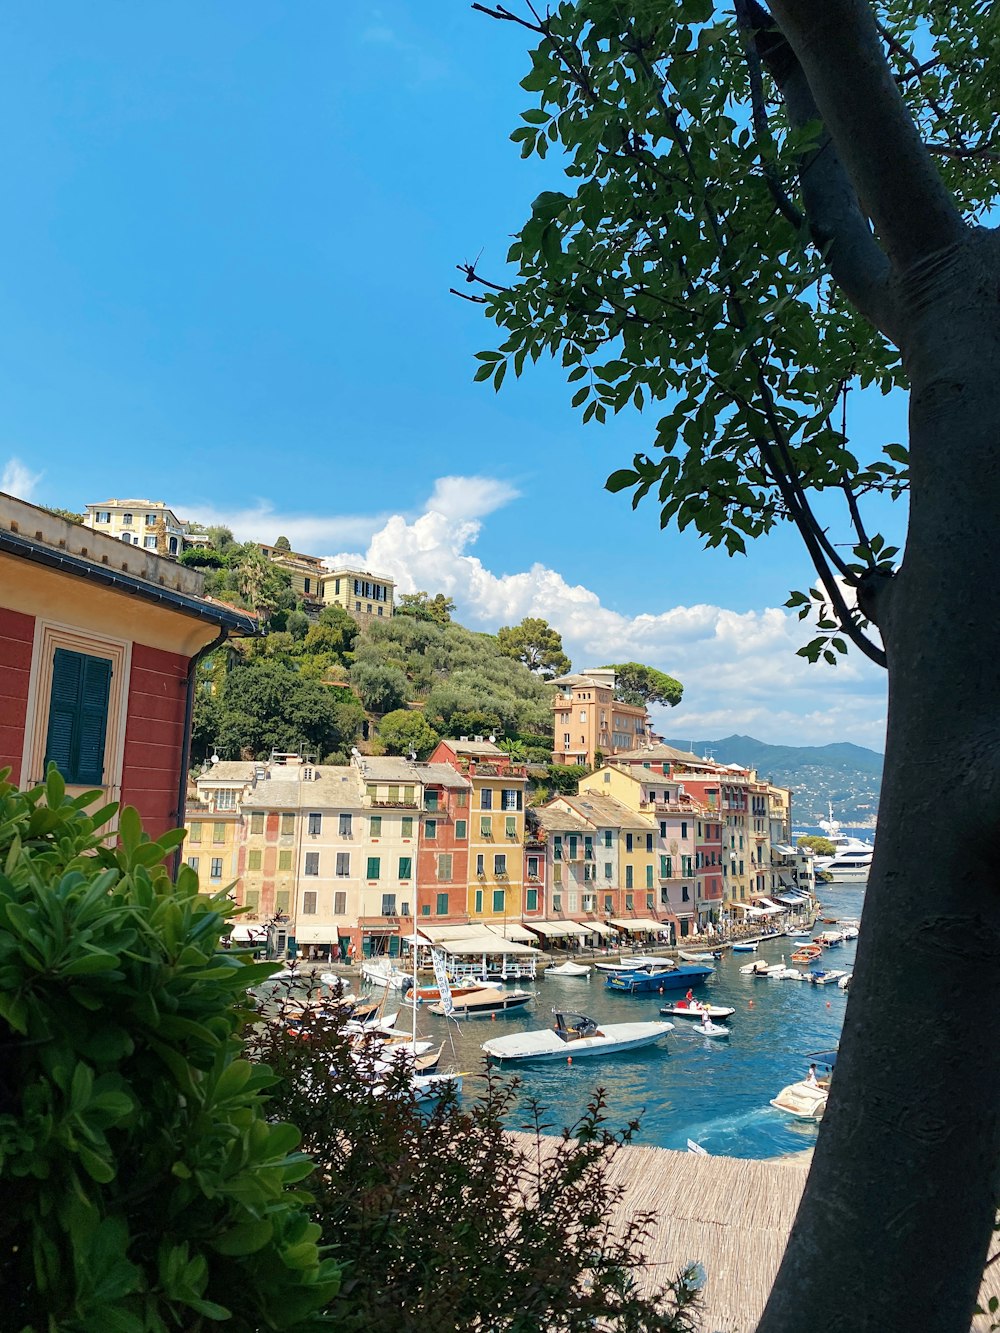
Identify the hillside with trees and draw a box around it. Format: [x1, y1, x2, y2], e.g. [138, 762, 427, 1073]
[187, 544, 568, 767]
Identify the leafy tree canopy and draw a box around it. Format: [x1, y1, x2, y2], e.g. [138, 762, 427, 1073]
[496, 616, 572, 678]
[603, 662, 684, 708]
[797, 834, 836, 857]
[396, 590, 456, 624]
[377, 709, 441, 760]
[204, 658, 363, 761]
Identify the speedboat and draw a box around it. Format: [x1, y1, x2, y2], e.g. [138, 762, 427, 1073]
[606, 962, 713, 994]
[809, 968, 848, 986]
[545, 961, 591, 977]
[409, 981, 493, 1004]
[481, 1009, 673, 1063]
[361, 959, 413, 991]
[697, 1019, 730, 1039]
[731, 942, 758, 953]
[593, 954, 665, 974]
[427, 986, 533, 1018]
[660, 1000, 735, 1020]
[770, 1050, 837, 1120]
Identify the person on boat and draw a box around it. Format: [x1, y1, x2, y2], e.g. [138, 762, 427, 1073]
[685, 988, 695, 1006]
[701, 1010, 712, 1030]
[806, 1063, 819, 1087]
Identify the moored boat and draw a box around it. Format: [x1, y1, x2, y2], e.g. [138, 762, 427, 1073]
[427, 986, 533, 1018]
[361, 958, 413, 991]
[731, 942, 758, 953]
[660, 1000, 736, 1020]
[481, 1009, 673, 1063]
[545, 961, 591, 977]
[606, 962, 713, 994]
[790, 943, 823, 964]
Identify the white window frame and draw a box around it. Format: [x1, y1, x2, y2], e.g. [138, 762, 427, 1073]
[19, 619, 131, 811]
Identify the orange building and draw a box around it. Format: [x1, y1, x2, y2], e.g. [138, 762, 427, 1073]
[550, 668, 651, 767]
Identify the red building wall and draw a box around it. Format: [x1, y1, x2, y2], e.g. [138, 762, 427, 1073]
[415, 782, 470, 922]
[122, 642, 190, 840]
[0, 607, 33, 778]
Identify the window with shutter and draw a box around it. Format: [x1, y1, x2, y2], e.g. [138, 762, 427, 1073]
[44, 648, 112, 786]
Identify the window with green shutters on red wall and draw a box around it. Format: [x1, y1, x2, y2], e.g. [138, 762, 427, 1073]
[44, 648, 112, 786]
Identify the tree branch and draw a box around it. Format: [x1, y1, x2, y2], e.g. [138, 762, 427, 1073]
[745, 0, 900, 342]
[733, 0, 804, 232]
[767, 0, 966, 270]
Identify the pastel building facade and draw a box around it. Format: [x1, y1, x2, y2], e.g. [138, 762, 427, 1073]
[550, 668, 651, 767]
[321, 567, 395, 622]
[415, 763, 472, 925]
[84, 500, 188, 558]
[429, 738, 527, 924]
[1, 492, 255, 840]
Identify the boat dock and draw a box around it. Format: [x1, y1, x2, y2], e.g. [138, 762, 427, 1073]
[507, 1133, 1000, 1331]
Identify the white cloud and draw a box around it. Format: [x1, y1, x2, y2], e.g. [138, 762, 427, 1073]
[2, 457, 42, 502]
[326, 475, 887, 751]
[181, 473, 887, 749]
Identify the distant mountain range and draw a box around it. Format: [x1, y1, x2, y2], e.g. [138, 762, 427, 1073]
[664, 733, 883, 826]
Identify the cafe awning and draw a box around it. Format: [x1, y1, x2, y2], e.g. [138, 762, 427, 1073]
[525, 919, 575, 938]
[756, 897, 787, 914]
[606, 917, 662, 933]
[733, 903, 768, 917]
[229, 923, 268, 942]
[486, 922, 537, 943]
[577, 921, 618, 937]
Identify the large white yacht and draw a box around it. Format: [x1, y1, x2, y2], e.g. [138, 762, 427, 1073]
[811, 808, 874, 883]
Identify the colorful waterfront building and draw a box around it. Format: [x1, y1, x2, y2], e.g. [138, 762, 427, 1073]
[579, 763, 699, 941]
[549, 668, 652, 767]
[353, 755, 423, 956]
[414, 762, 472, 926]
[429, 738, 527, 925]
[0, 492, 256, 841]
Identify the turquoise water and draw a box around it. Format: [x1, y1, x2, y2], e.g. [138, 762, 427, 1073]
[405, 885, 863, 1159]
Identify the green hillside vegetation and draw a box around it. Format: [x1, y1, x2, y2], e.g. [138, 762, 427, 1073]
[188, 548, 563, 767]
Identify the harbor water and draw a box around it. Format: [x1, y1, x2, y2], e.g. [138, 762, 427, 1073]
[399, 884, 864, 1159]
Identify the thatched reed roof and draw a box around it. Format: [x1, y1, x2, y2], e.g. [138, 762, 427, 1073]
[509, 1134, 1000, 1331]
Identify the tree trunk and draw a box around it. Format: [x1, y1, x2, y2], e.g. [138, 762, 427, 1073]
[758, 233, 1000, 1331]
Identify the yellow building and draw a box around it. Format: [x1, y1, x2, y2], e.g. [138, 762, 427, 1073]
[84, 499, 187, 558]
[428, 738, 526, 923]
[321, 566, 395, 622]
[257, 543, 327, 604]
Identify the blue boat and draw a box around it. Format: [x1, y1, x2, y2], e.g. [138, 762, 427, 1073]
[606, 963, 714, 994]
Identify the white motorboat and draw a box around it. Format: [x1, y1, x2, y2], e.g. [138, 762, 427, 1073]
[697, 1019, 730, 1039]
[770, 1079, 828, 1120]
[838, 972, 853, 990]
[770, 1050, 836, 1120]
[428, 986, 533, 1018]
[593, 954, 667, 974]
[545, 961, 591, 977]
[482, 1009, 673, 1063]
[361, 958, 412, 991]
[660, 1000, 735, 1020]
[809, 968, 848, 986]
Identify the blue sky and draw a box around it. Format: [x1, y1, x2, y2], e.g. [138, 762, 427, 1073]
[0, 2, 904, 750]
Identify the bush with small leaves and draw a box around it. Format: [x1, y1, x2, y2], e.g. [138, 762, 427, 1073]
[0, 768, 339, 1330]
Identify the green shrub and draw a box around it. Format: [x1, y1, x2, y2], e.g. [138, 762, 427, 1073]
[0, 769, 339, 1330]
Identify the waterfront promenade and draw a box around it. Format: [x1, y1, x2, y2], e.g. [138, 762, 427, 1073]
[510, 1132, 1000, 1331]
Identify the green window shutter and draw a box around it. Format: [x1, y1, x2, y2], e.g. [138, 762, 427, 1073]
[474, 889, 483, 914]
[526, 888, 537, 911]
[367, 857, 380, 880]
[455, 819, 467, 840]
[248, 849, 262, 871]
[45, 648, 112, 786]
[398, 856, 412, 879]
[646, 865, 654, 889]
